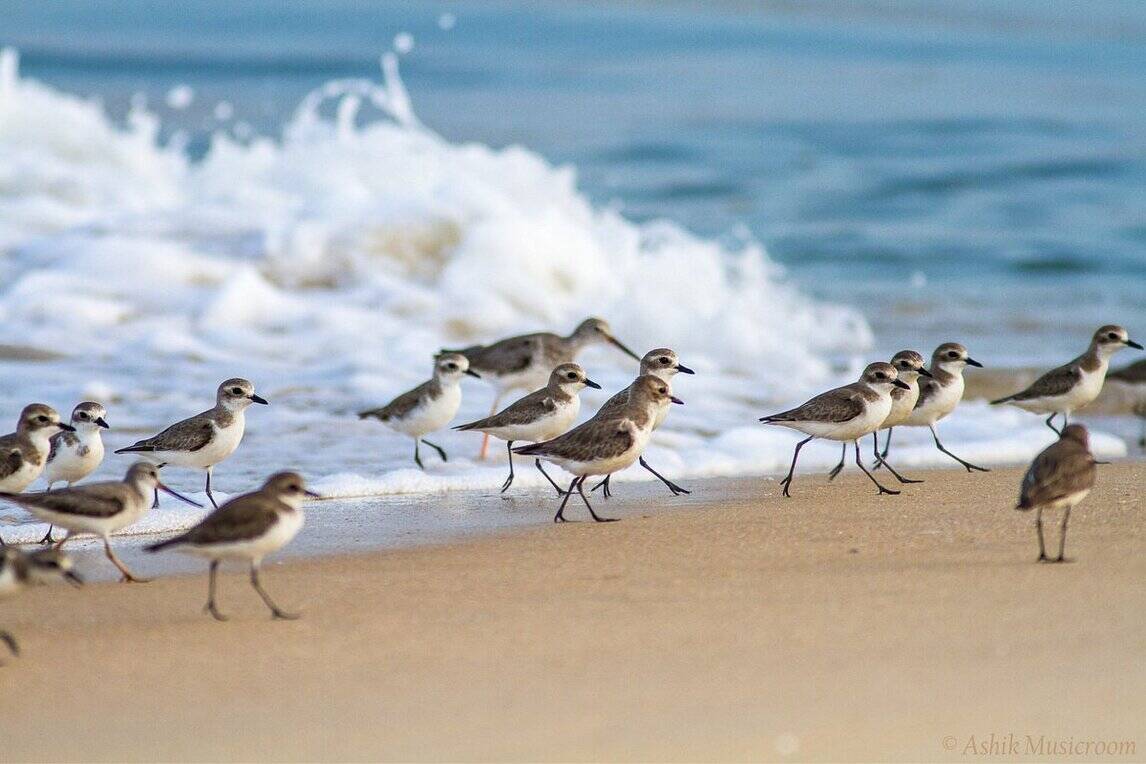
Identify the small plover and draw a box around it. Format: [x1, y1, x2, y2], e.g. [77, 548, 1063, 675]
[146, 471, 319, 621]
[1107, 359, 1146, 447]
[900, 343, 989, 473]
[0, 547, 82, 661]
[38, 401, 110, 544]
[446, 317, 641, 458]
[760, 362, 910, 497]
[115, 378, 268, 509]
[513, 375, 682, 522]
[0, 404, 73, 545]
[454, 363, 600, 493]
[991, 325, 1142, 433]
[1015, 423, 1096, 563]
[591, 347, 695, 497]
[359, 353, 480, 469]
[0, 462, 200, 582]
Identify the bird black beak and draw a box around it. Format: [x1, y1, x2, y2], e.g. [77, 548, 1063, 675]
[916, 367, 934, 378]
[584, 379, 602, 390]
[464, 369, 482, 378]
[670, 395, 684, 405]
[95, 417, 110, 429]
[675, 363, 695, 375]
[607, 335, 642, 362]
[1127, 339, 1144, 350]
[304, 489, 323, 499]
[249, 394, 269, 405]
[64, 570, 84, 587]
[158, 482, 203, 508]
[893, 379, 911, 389]
[57, 423, 76, 432]
[965, 358, 984, 368]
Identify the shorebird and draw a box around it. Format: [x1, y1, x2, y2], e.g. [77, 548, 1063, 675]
[146, 471, 318, 621]
[899, 343, 989, 473]
[513, 375, 682, 522]
[359, 353, 480, 470]
[1107, 358, 1146, 447]
[0, 462, 200, 582]
[1015, 424, 1096, 563]
[445, 317, 641, 459]
[760, 362, 910, 497]
[0, 547, 82, 661]
[38, 401, 110, 544]
[828, 350, 931, 485]
[991, 325, 1142, 434]
[115, 378, 268, 509]
[591, 347, 695, 498]
[454, 363, 600, 493]
[0, 404, 73, 545]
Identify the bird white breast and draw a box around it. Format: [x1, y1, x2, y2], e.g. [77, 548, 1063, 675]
[775, 394, 892, 442]
[44, 433, 105, 486]
[484, 397, 581, 443]
[880, 383, 921, 429]
[904, 375, 964, 426]
[0, 451, 46, 493]
[182, 509, 304, 563]
[390, 385, 462, 438]
[1010, 362, 1109, 415]
[1040, 488, 1092, 512]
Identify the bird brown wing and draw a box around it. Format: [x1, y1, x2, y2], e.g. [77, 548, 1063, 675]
[994, 362, 1081, 404]
[458, 335, 546, 375]
[176, 496, 282, 546]
[0, 436, 24, 482]
[359, 380, 434, 422]
[1108, 359, 1146, 383]
[455, 388, 557, 430]
[763, 386, 865, 424]
[514, 417, 633, 461]
[2, 482, 130, 518]
[116, 413, 215, 453]
[594, 385, 633, 420]
[1019, 441, 1096, 509]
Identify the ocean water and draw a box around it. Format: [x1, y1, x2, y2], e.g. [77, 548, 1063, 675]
[0, 2, 1142, 542]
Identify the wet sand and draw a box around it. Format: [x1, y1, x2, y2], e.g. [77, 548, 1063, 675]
[2, 464, 1144, 761]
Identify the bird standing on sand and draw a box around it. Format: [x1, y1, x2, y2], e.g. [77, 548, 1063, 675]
[146, 471, 318, 621]
[591, 347, 695, 498]
[898, 343, 989, 473]
[514, 375, 682, 523]
[445, 317, 641, 459]
[0, 404, 73, 545]
[115, 378, 268, 509]
[0, 462, 200, 582]
[359, 353, 480, 470]
[0, 547, 82, 661]
[991, 325, 1142, 434]
[1015, 424, 1096, 563]
[1107, 358, 1146, 448]
[38, 401, 110, 544]
[454, 363, 600, 493]
[760, 362, 910, 498]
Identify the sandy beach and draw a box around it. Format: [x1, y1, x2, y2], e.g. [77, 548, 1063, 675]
[2, 463, 1143, 761]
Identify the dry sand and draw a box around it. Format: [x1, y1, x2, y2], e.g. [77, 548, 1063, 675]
[2, 464, 1144, 762]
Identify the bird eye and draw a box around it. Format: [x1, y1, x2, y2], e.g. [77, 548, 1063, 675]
[78, 413, 89, 420]
[1107, 332, 1119, 340]
[947, 351, 958, 358]
[567, 372, 577, 379]
[447, 363, 458, 370]
[658, 387, 667, 394]
[659, 357, 670, 364]
[231, 387, 243, 395]
[37, 415, 48, 422]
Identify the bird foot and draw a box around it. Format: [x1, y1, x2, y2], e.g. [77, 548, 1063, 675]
[876, 486, 901, 496]
[205, 603, 229, 622]
[272, 609, 301, 621]
[121, 574, 153, 584]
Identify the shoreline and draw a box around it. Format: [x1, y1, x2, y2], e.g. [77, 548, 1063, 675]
[3, 464, 1144, 760]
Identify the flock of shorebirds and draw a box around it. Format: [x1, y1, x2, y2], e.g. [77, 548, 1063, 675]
[0, 317, 1143, 660]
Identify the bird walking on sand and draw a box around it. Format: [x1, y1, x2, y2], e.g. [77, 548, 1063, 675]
[454, 363, 600, 493]
[359, 353, 480, 470]
[898, 343, 989, 473]
[991, 325, 1142, 434]
[1107, 358, 1146, 448]
[0, 404, 73, 545]
[514, 376, 682, 522]
[115, 378, 268, 509]
[829, 350, 931, 485]
[0, 462, 200, 582]
[1015, 424, 1096, 563]
[591, 347, 695, 498]
[445, 317, 641, 459]
[38, 401, 110, 544]
[0, 547, 82, 661]
[146, 471, 318, 621]
[760, 362, 910, 498]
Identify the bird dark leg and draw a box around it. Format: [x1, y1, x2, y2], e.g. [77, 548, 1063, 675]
[250, 563, 299, 620]
[104, 537, 151, 583]
[421, 439, 448, 463]
[639, 457, 690, 495]
[853, 441, 900, 495]
[873, 433, 923, 484]
[38, 485, 56, 544]
[534, 460, 564, 496]
[880, 427, 894, 460]
[589, 474, 612, 498]
[0, 630, 18, 658]
[554, 477, 579, 522]
[779, 436, 814, 498]
[152, 487, 160, 509]
[576, 476, 617, 522]
[204, 560, 228, 621]
[414, 439, 424, 470]
[827, 442, 847, 480]
[1044, 413, 1062, 435]
[1055, 505, 1071, 563]
[500, 441, 516, 493]
[205, 467, 218, 509]
[1035, 507, 1048, 562]
[929, 424, 989, 472]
